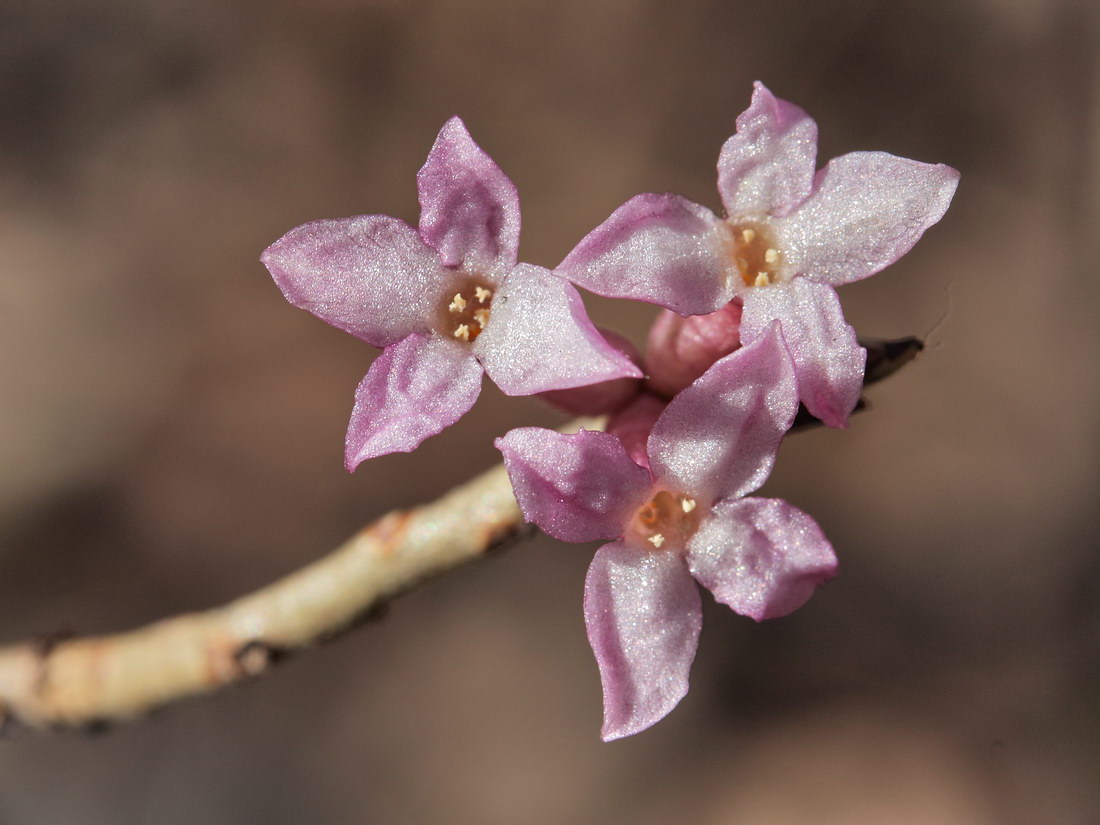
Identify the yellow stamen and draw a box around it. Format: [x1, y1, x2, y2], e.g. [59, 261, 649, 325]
[741, 228, 756, 244]
[680, 497, 697, 514]
[473, 309, 491, 328]
[453, 324, 471, 341]
[475, 287, 493, 303]
[754, 272, 771, 287]
[648, 533, 666, 548]
[764, 248, 779, 265]
[448, 293, 467, 313]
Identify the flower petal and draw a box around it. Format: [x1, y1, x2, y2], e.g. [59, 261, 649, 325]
[476, 264, 643, 396]
[647, 323, 798, 504]
[717, 81, 819, 220]
[537, 329, 644, 415]
[344, 333, 482, 470]
[495, 428, 652, 543]
[584, 541, 702, 741]
[556, 193, 733, 316]
[417, 117, 521, 274]
[262, 215, 445, 348]
[686, 497, 837, 621]
[776, 151, 960, 285]
[740, 279, 865, 428]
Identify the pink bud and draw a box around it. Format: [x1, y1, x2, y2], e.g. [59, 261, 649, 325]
[605, 393, 666, 470]
[644, 300, 743, 398]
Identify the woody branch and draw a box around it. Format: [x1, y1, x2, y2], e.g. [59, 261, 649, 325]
[0, 338, 919, 735]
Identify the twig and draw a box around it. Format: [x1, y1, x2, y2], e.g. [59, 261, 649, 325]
[0, 336, 922, 735]
[0, 444, 546, 733]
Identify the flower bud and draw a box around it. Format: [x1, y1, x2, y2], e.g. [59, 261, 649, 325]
[606, 392, 666, 470]
[644, 300, 743, 398]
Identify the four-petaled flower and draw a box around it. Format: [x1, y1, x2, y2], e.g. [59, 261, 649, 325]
[557, 82, 960, 426]
[262, 117, 641, 470]
[496, 324, 838, 740]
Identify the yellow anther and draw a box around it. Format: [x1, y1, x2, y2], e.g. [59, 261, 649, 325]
[475, 286, 493, 303]
[680, 497, 697, 514]
[764, 248, 779, 265]
[648, 533, 666, 548]
[754, 272, 771, 287]
[453, 324, 471, 341]
[473, 309, 491, 328]
[741, 228, 756, 244]
[448, 293, 467, 313]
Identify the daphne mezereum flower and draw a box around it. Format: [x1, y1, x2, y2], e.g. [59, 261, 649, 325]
[262, 118, 641, 470]
[557, 82, 959, 427]
[496, 324, 837, 740]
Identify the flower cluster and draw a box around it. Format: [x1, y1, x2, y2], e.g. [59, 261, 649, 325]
[263, 83, 959, 739]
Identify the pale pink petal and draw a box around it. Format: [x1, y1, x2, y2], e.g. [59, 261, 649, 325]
[645, 301, 743, 398]
[556, 193, 733, 316]
[416, 117, 521, 275]
[605, 393, 667, 471]
[537, 329, 644, 415]
[476, 264, 642, 396]
[717, 81, 819, 220]
[686, 497, 837, 621]
[344, 333, 482, 470]
[495, 428, 652, 543]
[584, 541, 702, 741]
[740, 279, 865, 428]
[262, 215, 445, 348]
[776, 151, 960, 286]
[647, 323, 798, 504]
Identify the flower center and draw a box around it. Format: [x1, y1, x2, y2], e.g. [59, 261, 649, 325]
[722, 222, 782, 288]
[627, 490, 703, 551]
[437, 275, 495, 343]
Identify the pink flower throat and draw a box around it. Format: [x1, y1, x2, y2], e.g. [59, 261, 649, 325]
[627, 490, 703, 551]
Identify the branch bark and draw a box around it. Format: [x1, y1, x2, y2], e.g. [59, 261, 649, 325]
[0, 450, 538, 733]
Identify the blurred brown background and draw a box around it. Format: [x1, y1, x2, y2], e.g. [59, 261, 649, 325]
[1, 0, 1098, 822]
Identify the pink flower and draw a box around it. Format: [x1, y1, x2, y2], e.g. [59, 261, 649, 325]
[496, 324, 837, 740]
[557, 82, 959, 427]
[262, 118, 641, 470]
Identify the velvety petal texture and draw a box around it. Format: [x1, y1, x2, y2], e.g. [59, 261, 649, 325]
[775, 151, 960, 285]
[717, 81, 818, 219]
[344, 334, 483, 470]
[687, 497, 837, 621]
[556, 193, 733, 316]
[537, 330, 644, 415]
[417, 116, 521, 275]
[740, 279, 865, 428]
[647, 323, 798, 504]
[262, 215, 444, 348]
[476, 264, 642, 396]
[496, 428, 652, 543]
[584, 542, 702, 741]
